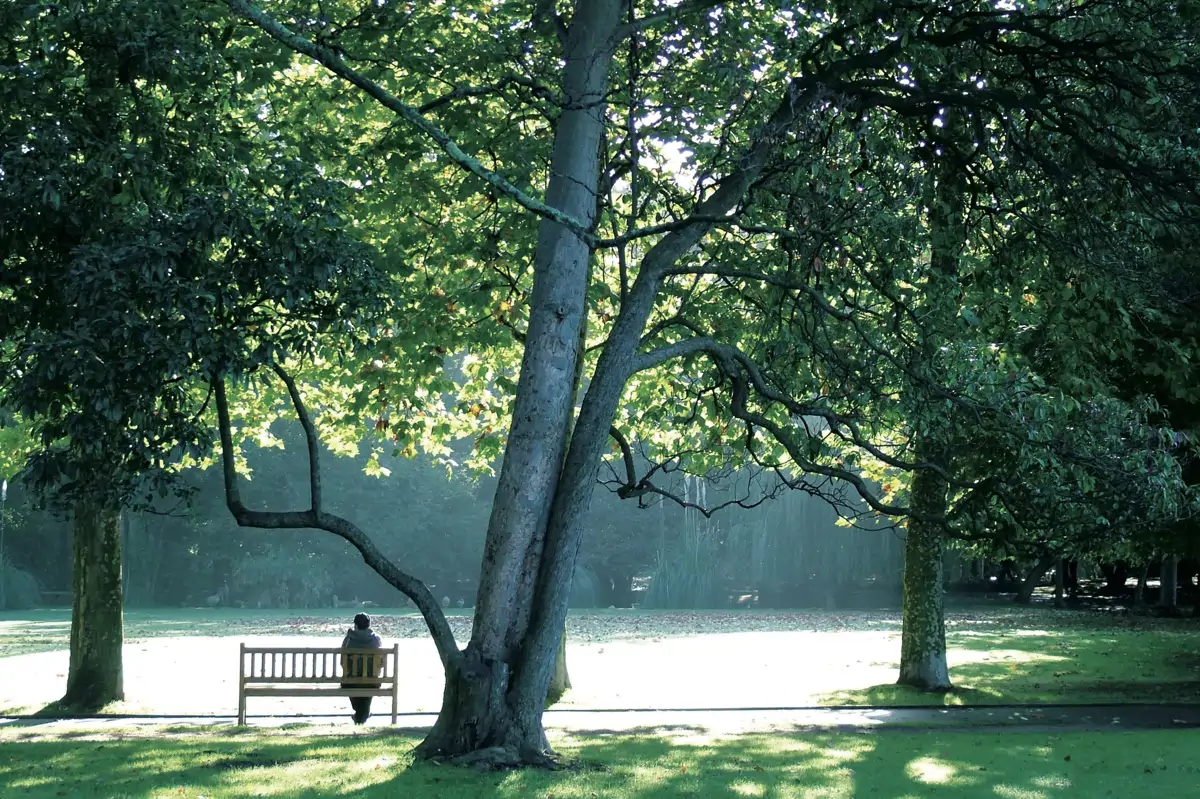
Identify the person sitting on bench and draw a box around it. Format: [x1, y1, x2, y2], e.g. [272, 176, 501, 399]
[340, 613, 383, 724]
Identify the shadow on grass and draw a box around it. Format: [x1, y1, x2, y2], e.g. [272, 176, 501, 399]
[2, 727, 1199, 798]
[826, 624, 1200, 707]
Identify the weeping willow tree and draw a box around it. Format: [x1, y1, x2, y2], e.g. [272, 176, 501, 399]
[644, 476, 725, 609]
[640, 474, 903, 610]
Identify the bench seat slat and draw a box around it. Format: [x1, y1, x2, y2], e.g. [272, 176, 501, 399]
[244, 688, 396, 698]
[243, 676, 395, 684]
[242, 647, 382, 655]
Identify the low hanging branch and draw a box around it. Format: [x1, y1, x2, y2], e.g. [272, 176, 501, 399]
[214, 366, 461, 669]
[606, 425, 796, 517]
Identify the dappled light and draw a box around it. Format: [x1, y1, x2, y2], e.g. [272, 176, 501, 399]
[2, 727, 1199, 798]
[906, 755, 959, 784]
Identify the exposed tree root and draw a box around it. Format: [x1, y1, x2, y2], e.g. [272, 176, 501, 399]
[428, 745, 561, 772]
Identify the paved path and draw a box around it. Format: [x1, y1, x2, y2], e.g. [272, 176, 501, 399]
[4, 704, 1199, 740]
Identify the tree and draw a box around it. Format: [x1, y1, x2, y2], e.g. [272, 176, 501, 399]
[0, 0, 380, 708]
[215, 0, 1200, 764]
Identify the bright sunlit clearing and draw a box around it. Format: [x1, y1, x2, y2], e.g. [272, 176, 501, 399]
[906, 756, 958, 784]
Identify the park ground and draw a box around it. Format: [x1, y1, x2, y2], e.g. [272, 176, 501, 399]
[1, 605, 1198, 716]
[1, 605, 1198, 797]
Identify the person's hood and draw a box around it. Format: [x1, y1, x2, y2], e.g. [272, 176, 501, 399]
[344, 627, 381, 648]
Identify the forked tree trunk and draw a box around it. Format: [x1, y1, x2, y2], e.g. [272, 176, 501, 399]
[496, 77, 827, 731]
[62, 503, 124, 709]
[897, 464, 951, 691]
[414, 0, 623, 763]
[1014, 555, 1056, 604]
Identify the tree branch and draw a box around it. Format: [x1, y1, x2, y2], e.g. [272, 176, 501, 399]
[270, 363, 321, 512]
[223, 0, 594, 242]
[635, 333, 976, 488]
[617, 0, 725, 37]
[607, 424, 650, 498]
[213, 374, 461, 668]
[417, 76, 558, 114]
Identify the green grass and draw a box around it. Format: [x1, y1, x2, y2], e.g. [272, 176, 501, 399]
[824, 620, 1200, 707]
[1, 727, 1197, 797]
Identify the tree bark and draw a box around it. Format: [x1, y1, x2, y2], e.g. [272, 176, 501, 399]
[897, 465, 951, 691]
[1133, 563, 1150, 607]
[896, 148, 964, 694]
[1159, 555, 1179, 610]
[544, 631, 571, 707]
[61, 503, 124, 709]
[1014, 555, 1056, 604]
[1100, 562, 1129, 595]
[415, 0, 623, 762]
[1053, 558, 1067, 607]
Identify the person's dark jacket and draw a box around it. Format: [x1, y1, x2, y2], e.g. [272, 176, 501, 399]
[341, 627, 383, 682]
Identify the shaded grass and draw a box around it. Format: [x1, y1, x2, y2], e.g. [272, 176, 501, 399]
[1, 726, 1198, 797]
[825, 625, 1200, 706]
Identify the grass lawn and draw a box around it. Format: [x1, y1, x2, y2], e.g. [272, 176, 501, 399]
[1, 726, 1197, 798]
[823, 614, 1200, 707]
[2, 606, 1198, 715]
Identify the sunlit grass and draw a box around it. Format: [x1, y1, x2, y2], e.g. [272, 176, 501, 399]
[0, 727, 1197, 798]
[824, 624, 1200, 706]
[4, 607, 1198, 714]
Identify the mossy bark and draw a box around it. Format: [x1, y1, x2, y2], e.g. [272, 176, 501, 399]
[62, 503, 124, 709]
[544, 627, 571, 707]
[897, 463, 951, 691]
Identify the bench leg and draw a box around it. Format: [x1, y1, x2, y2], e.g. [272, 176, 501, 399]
[237, 689, 247, 726]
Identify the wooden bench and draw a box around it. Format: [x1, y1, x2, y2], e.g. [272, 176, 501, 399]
[237, 643, 400, 725]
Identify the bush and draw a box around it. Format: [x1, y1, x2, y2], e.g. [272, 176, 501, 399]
[0, 558, 42, 610]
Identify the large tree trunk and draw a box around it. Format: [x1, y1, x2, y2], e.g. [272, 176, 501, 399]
[897, 464, 951, 691]
[61, 503, 124, 709]
[1014, 555, 1056, 604]
[897, 154, 963, 694]
[1133, 562, 1150, 607]
[415, 0, 622, 762]
[412, 0, 822, 759]
[1100, 562, 1129, 595]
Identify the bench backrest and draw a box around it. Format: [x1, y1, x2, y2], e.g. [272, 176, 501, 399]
[239, 644, 400, 685]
